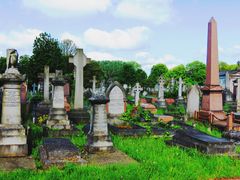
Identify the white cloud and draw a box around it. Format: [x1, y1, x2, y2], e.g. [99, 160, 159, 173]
[135, 52, 180, 74]
[114, 0, 173, 24]
[22, 0, 111, 17]
[84, 26, 149, 49]
[60, 32, 83, 47]
[0, 28, 42, 55]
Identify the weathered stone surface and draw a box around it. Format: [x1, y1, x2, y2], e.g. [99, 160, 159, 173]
[0, 157, 36, 171]
[154, 115, 174, 123]
[187, 85, 200, 118]
[68, 109, 90, 124]
[169, 124, 235, 154]
[40, 138, 86, 168]
[106, 81, 126, 117]
[87, 99, 113, 152]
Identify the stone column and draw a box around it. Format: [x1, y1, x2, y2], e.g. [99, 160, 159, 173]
[47, 70, 70, 130]
[44, 65, 50, 102]
[0, 49, 27, 157]
[178, 77, 184, 100]
[86, 96, 113, 152]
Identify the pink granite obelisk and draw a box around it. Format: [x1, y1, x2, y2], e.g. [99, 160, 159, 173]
[200, 17, 224, 119]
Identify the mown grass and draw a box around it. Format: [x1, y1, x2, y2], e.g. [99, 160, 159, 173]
[0, 125, 240, 179]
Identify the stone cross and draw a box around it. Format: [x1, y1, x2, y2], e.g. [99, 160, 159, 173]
[178, 77, 184, 100]
[133, 83, 143, 106]
[69, 49, 90, 109]
[237, 78, 240, 112]
[38, 65, 55, 103]
[90, 76, 97, 93]
[158, 76, 165, 101]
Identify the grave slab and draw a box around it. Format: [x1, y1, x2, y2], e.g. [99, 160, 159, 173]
[40, 138, 86, 169]
[168, 125, 235, 154]
[0, 157, 36, 171]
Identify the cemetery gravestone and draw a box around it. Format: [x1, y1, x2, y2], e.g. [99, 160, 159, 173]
[187, 85, 200, 118]
[0, 49, 28, 157]
[157, 76, 166, 108]
[106, 81, 126, 117]
[178, 77, 184, 101]
[133, 83, 143, 106]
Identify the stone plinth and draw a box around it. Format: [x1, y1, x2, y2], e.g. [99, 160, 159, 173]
[47, 74, 70, 130]
[40, 138, 86, 168]
[0, 68, 28, 157]
[0, 124, 27, 157]
[86, 97, 113, 152]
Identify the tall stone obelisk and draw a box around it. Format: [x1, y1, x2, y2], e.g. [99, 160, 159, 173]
[200, 17, 224, 119]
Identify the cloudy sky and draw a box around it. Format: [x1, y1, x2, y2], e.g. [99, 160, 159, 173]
[1, 0, 240, 73]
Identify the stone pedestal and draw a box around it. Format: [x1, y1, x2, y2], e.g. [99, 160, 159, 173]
[0, 68, 28, 157]
[86, 97, 113, 152]
[47, 73, 70, 130]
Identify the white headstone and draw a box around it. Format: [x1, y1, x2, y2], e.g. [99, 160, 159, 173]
[178, 77, 183, 100]
[187, 85, 200, 117]
[106, 82, 126, 116]
[158, 76, 165, 101]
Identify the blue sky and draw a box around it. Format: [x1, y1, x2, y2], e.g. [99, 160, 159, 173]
[1, 0, 240, 74]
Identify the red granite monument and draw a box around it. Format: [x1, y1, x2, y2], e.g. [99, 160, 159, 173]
[199, 17, 226, 121]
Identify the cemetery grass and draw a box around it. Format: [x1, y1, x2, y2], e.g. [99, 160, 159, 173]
[1, 126, 240, 179]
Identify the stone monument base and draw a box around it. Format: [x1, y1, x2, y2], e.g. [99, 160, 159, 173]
[40, 138, 86, 169]
[47, 108, 70, 130]
[0, 156, 36, 171]
[68, 109, 90, 124]
[0, 124, 28, 157]
[156, 100, 166, 108]
[86, 134, 114, 153]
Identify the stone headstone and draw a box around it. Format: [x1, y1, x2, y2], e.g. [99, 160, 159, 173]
[87, 94, 113, 152]
[47, 70, 70, 130]
[90, 76, 97, 94]
[64, 83, 70, 98]
[133, 83, 143, 106]
[106, 81, 126, 117]
[69, 49, 90, 109]
[0, 49, 28, 157]
[157, 76, 166, 108]
[187, 85, 200, 118]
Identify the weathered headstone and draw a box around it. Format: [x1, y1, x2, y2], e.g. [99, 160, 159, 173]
[47, 70, 70, 130]
[187, 85, 200, 118]
[157, 76, 166, 108]
[69, 49, 90, 109]
[68, 49, 91, 124]
[38, 65, 55, 103]
[106, 81, 126, 117]
[90, 76, 97, 94]
[86, 92, 113, 152]
[0, 49, 27, 157]
[133, 83, 143, 106]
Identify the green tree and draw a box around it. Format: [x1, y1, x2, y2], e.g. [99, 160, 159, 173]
[165, 64, 186, 80]
[30, 32, 66, 83]
[219, 61, 238, 71]
[135, 69, 147, 87]
[84, 61, 104, 88]
[0, 57, 6, 73]
[60, 39, 77, 56]
[18, 55, 31, 75]
[185, 61, 206, 85]
[147, 63, 168, 88]
[119, 63, 137, 86]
